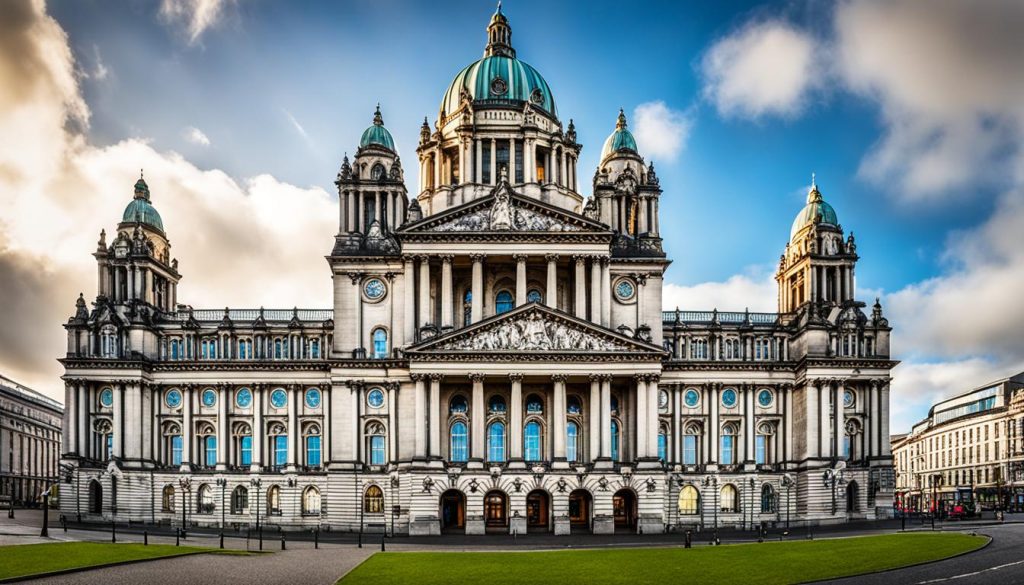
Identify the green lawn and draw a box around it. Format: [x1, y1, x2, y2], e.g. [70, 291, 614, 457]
[0, 542, 224, 581]
[339, 532, 986, 585]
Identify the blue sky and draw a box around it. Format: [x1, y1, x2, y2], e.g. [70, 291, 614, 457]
[2, 0, 1022, 432]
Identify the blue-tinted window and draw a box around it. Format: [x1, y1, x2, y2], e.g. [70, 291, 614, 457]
[171, 435, 182, 466]
[567, 422, 579, 463]
[274, 436, 287, 466]
[611, 421, 620, 462]
[488, 422, 505, 462]
[756, 435, 766, 465]
[496, 291, 514, 314]
[204, 436, 217, 467]
[450, 422, 468, 462]
[721, 435, 734, 465]
[373, 329, 388, 359]
[370, 435, 385, 465]
[683, 435, 697, 465]
[306, 436, 321, 466]
[658, 431, 667, 462]
[449, 395, 468, 414]
[524, 421, 541, 461]
[240, 436, 252, 466]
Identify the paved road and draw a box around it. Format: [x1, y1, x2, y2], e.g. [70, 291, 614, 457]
[815, 524, 1024, 585]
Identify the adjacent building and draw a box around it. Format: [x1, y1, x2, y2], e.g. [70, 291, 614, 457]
[1, 375, 63, 507]
[892, 372, 1024, 513]
[59, 6, 896, 534]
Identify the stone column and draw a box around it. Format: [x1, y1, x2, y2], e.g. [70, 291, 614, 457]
[709, 384, 720, 463]
[672, 384, 682, 464]
[350, 272, 364, 353]
[552, 374, 567, 464]
[78, 382, 88, 456]
[217, 384, 228, 470]
[374, 191, 382, 226]
[64, 381, 77, 455]
[475, 139, 483, 183]
[112, 383, 123, 459]
[589, 256, 601, 323]
[470, 254, 484, 323]
[252, 384, 263, 470]
[403, 256, 416, 343]
[589, 375, 601, 462]
[744, 385, 755, 463]
[783, 385, 794, 463]
[545, 254, 558, 309]
[287, 385, 298, 469]
[386, 383, 397, 463]
[600, 376, 612, 459]
[490, 139, 497, 185]
[880, 383, 891, 456]
[459, 138, 466, 184]
[869, 380, 880, 457]
[515, 254, 528, 305]
[649, 376, 660, 458]
[433, 152, 441, 190]
[819, 381, 831, 458]
[471, 373, 485, 462]
[560, 149, 567, 187]
[322, 385, 332, 465]
[835, 380, 845, 458]
[413, 375, 426, 459]
[350, 382, 361, 462]
[429, 374, 442, 459]
[600, 257, 611, 327]
[181, 384, 193, 469]
[441, 255, 454, 330]
[573, 255, 586, 318]
[418, 256, 431, 328]
[510, 138, 517, 182]
[549, 147, 556, 184]
[509, 373, 524, 462]
[634, 375, 648, 459]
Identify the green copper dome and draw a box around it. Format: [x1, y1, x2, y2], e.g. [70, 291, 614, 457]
[359, 105, 396, 152]
[600, 109, 639, 161]
[790, 180, 838, 240]
[441, 5, 557, 117]
[121, 176, 164, 232]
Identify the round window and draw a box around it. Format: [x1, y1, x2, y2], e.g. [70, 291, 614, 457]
[99, 387, 114, 408]
[164, 389, 182, 409]
[305, 388, 321, 408]
[721, 388, 738, 408]
[614, 279, 636, 301]
[270, 388, 288, 409]
[684, 388, 700, 408]
[526, 289, 543, 303]
[235, 388, 253, 408]
[843, 389, 855, 408]
[367, 388, 385, 408]
[490, 76, 508, 95]
[363, 278, 386, 301]
[201, 388, 217, 407]
[757, 389, 774, 408]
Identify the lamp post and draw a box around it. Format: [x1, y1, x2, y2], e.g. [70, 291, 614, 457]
[250, 477, 262, 550]
[178, 477, 192, 538]
[823, 464, 846, 516]
[216, 478, 227, 535]
[931, 473, 942, 530]
[702, 475, 718, 534]
[749, 477, 756, 531]
[781, 474, 794, 530]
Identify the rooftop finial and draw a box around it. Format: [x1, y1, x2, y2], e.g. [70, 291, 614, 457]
[496, 0, 502, 14]
[616, 108, 627, 129]
[811, 172, 816, 189]
[373, 104, 383, 126]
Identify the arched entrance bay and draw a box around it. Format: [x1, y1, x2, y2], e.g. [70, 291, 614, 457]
[526, 489, 550, 532]
[568, 489, 592, 533]
[484, 490, 509, 533]
[440, 489, 465, 533]
[613, 488, 637, 532]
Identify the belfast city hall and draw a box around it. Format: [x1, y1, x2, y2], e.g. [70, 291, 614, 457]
[59, 6, 897, 536]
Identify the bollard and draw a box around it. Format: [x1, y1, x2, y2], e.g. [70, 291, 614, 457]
[144, 530, 148, 546]
[62, 515, 67, 533]
[111, 520, 116, 543]
[358, 528, 362, 549]
[685, 530, 692, 549]
[220, 532, 224, 549]
[259, 526, 263, 551]
[281, 534, 286, 551]
[176, 528, 180, 546]
[314, 528, 319, 549]
[381, 532, 385, 552]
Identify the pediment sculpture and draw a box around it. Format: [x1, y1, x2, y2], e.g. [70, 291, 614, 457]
[433, 310, 629, 352]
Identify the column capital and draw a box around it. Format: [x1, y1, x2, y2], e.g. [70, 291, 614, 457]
[417, 254, 432, 264]
[589, 373, 602, 383]
[469, 373, 486, 383]
[409, 373, 426, 382]
[347, 272, 364, 285]
[599, 256, 610, 266]
[545, 253, 560, 262]
[428, 373, 444, 382]
[513, 253, 529, 263]
[551, 373, 568, 383]
[572, 254, 587, 265]
[469, 253, 486, 263]
[401, 254, 416, 264]
[633, 373, 647, 383]
[345, 380, 365, 390]
[508, 373, 524, 383]
[600, 374, 614, 382]
[439, 255, 454, 264]
[648, 374, 661, 385]
[384, 381, 400, 392]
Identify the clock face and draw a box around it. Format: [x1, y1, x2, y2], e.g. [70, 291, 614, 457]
[527, 289, 543, 303]
[843, 390, 855, 408]
[305, 388, 321, 409]
[270, 388, 287, 409]
[165, 389, 182, 409]
[363, 278, 386, 300]
[684, 389, 700, 408]
[721, 388, 738, 408]
[100, 387, 114, 408]
[201, 388, 217, 407]
[758, 389, 773, 408]
[367, 388, 384, 408]
[236, 388, 252, 408]
[615, 280, 636, 301]
[659, 390, 669, 410]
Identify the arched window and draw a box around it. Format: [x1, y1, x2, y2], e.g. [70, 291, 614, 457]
[238, 338, 251, 360]
[197, 484, 214, 514]
[366, 421, 386, 465]
[88, 480, 102, 514]
[302, 486, 321, 515]
[364, 485, 384, 514]
[449, 395, 468, 414]
[567, 396, 582, 415]
[450, 421, 468, 462]
[495, 290, 514, 314]
[683, 425, 699, 465]
[170, 339, 181, 360]
[163, 423, 182, 467]
[203, 435, 217, 467]
[269, 428, 287, 468]
[721, 424, 736, 465]
[232, 486, 249, 514]
[526, 289, 543, 304]
[267, 485, 281, 515]
[611, 420, 620, 462]
[100, 325, 118, 358]
[566, 421, 579, 463]
[658, 425, 669, 462]
[162, 485, 175, 512]
[487, 422, 506, 462]
[304, 426, 321, 468]
[691, 338, 708, 360]
[720, 484, 738, 513]
[274, 338, 283, 359]
[525, 394, 543, 414]
[761, 484, 775, 513]
[489, 395, 507, 413]
[372, 328, 388, 359]
[524, 421, 542, 462]
[678, 485, 700, 515]
[310, 338, 320, 359]
[235, 423, 253, 468]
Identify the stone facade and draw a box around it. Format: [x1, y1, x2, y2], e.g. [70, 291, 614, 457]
[1, 375, 63, 507]
[59, 6, 896, 534]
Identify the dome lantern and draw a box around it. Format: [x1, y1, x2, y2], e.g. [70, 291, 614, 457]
[121, 171, 164, 232]
[485, 1, 514, 58]
[358, 104, 396, 152]
[600, 108, 639, 161]
[789, 174, 839, 241]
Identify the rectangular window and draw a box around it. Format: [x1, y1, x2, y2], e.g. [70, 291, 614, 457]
[205, 437, 217, 467]
[721, 436, 734, 465]
[755, 435, 766, 465]
[843, 435, 851, 459]
[106, 434, 113, 460]
[483, 147, 492, 184]
[657, 433, 667, 462]
[370, 436, 385, 465]
[240, 436, 252, 466]
[683, 435, 697, 465]
[515, 140, 524, 183]
[310, 340, 319, 359]
[306, 436, 321, 467]
[274, 436, 287, 466]
[171, 435, 182, 466]
[567, 430, 578, 463]
[496, 140, 510, 180]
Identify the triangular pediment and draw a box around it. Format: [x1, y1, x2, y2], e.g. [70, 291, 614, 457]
[407, 303, 665, 358]
[399, 182, 608, 235]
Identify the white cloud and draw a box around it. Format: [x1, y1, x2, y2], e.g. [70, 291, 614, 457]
[86, 44, 109, 80]
[663, 267, 777, 312]
[183, 125, 210, 146]
[887, 358, 1015, 433]
[158, 0, 235, 45]
[700, 19, 820, 119]
[0, 0, 335, 401]
[284, 109, 309, 140]
[631, 101, 692, 161]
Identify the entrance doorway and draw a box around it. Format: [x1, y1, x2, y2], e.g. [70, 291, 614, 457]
[568, 489, 592, 533]
[526, 490, 550, 532]
[846, 481, 860, 513]
[484, 490, 508, 532]
[88, 480, 102, 514]
[440, 490, 465, 532]
[613, 489, 636, 532]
